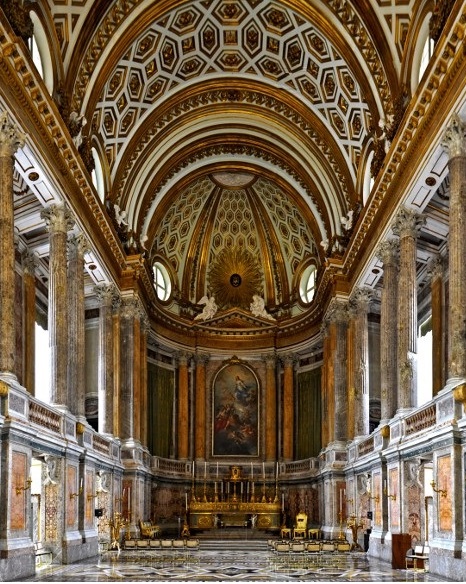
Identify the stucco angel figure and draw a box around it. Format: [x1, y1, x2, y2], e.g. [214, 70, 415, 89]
[113, 204, 128, 228]
[194, 295, 218, 321]
[250, 295, 275, 320]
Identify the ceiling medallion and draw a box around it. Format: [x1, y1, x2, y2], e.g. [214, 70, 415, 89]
[208, 246, 263, 310]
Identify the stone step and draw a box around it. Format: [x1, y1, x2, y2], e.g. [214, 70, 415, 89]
[199, 538, 268, 551]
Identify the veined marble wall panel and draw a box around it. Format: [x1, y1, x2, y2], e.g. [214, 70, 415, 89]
[11, 451, 27, 530]
[438, 454, 452, 532]
[388, 467, 399, 528]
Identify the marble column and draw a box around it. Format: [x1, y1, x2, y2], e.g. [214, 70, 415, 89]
[119, 297, 139, 440]
[349, 288, 373, 438]
[95, 284, 116, 435]
[68, 234, 89, 418]
[177, 352, 190, 460]
[41, 204, 75, 406]
[22, 251, 37, 395]
[194, 353, 209, 460]
[442, 114, 466, 381]
[429, 255, 445, 395]
[376, 240, 399, 422]
[264, 353, 277, 461]
[0, 112, 25, 380]
[132, 309, 141, 444]
[328, 301, 349, 441]
[392, 207, 425, 411]
[282, 354, 295, 461]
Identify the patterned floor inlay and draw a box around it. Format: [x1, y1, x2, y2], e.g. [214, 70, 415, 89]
[19, 547, 452, 582]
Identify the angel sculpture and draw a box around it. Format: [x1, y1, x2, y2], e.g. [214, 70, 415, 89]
[114, 204, 128, 228]
[194, 295, 218, 321]
[340, 209, 354, 232]
[250, 295, 275, 320]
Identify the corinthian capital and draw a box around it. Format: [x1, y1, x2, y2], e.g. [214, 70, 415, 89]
[442, 114, 466, 158]
[41, 204, 75, 234]
[392, 207, 425, 239]
[349, 287, 373, 314]
[375, 239, 399, 265]
[0, 112, 25, 156]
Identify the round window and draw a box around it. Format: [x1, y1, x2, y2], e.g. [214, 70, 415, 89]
[153, 262, 171, 301]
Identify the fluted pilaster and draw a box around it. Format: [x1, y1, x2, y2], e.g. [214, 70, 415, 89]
[376, 239, 399, 421]
[392, 207, 425, 411]
[0, 113, 25, 378]
[41, 204, 75, 406]
[442, 114, 466, 380]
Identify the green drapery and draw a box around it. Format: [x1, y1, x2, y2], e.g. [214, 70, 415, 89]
[296, 368, 322, 459]
[147, 363, 174, 458]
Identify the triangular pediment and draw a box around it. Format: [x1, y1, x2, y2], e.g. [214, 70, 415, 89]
[193, 307, 277, 330]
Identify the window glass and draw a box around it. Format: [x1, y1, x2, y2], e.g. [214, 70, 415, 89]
[153, 262, 171, 301]
[300, 264, 317, 304]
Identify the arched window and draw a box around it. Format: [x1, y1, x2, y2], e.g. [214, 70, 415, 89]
[363, 151, 374, 205]
[419, 36, 434, 82]
[299, 264, 317, 304]
[28, 11, 53, 94]
[410, 13, 434, 93]
[91, 147, 105, 201]
[153, 262, 172, 301]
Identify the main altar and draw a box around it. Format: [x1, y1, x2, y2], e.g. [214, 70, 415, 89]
[188, 465, 281, 532]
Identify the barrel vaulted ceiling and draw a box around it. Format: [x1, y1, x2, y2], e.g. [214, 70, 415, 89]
[5, 0, 464, 348]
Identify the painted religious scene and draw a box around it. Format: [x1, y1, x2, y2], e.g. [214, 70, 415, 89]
[213, 363, 259, 456]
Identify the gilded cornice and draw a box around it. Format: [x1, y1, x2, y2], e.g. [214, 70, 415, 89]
[341, 4, 466, 285]
[0, 17, 127, 275]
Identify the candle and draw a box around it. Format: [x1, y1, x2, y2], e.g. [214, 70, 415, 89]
[282, 493, 284, 512]
[204, 462, 207, 479]
[241, 482, 243, 494]
[251, 462, 253, 480]
[128, 487, 131, 513]
[339, 489, 342, 512]
[216, 462, 219, 479]
[185, 492, 188, 511]
[80, 477, 83, 489]
[263, 462, 265, 479]
[276, 461, 279, 479]
[193, 461, 195, 478]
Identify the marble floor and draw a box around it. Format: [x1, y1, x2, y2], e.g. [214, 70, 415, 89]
[19, 541, 451, 583]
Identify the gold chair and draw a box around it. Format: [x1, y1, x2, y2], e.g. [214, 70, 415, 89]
[139, 519, 160, 539]
[293, 512, 307, 539]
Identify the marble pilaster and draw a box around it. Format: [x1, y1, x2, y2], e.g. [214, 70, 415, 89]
[194, 352, 209, 460]
[392, 208, 425, 412]
[0, 112, 25, 379]
[68, 234, 89, 418]
[95, 283, 117, 435]
[41, 204, 75, 406]
[282, 353, 296, 461]
[321, 320, 333, 445]
[442, 114, 466, 381]
[264, 353, 277, 461]
[376, 240, 399, 421]
[177, 352, 191, 460]
[429, 255, 445, 395]
[140, 314, 149, 447]
[22, 251, 37, 395]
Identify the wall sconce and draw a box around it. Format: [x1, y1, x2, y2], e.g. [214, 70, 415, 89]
[345, 498, 354, 505]
[70, 479, 83, 500]
[431, 480, 447, 498]
[15, 477, 32, 496]
[384, 488, 396, 501]
[368, 493, 379, 503]
[87, 493, 98, 501]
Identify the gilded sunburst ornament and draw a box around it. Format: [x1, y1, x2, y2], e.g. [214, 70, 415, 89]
[208, 247, 263, 309]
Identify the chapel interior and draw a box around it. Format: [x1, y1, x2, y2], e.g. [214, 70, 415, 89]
[0, 0, 466, 582]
